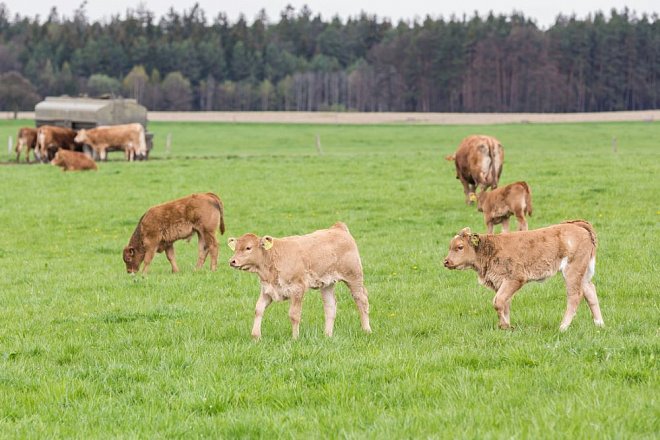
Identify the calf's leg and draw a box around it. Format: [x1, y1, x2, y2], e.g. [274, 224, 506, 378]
[583, 281, 604, 327]
[321, 285, 337, 337]
[501, 217, 510, 233]
[164, 245, 179, 273]
[195, 232, 209, 269]
[559, 264, 587, 331]
[514, 208, 528, 231]
[346, 280, 371, 333]
[492, 279, 522, 329]
[288, 294, 304, 339]
[141, 247, 157, 274]
[204, 231, 219, 271]
[252, 292, 272, 339]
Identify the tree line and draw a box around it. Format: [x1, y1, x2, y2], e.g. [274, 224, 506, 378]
[0, 3, 658, 112]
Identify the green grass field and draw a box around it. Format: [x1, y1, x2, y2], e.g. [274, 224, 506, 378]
[0, 119, 658, 438]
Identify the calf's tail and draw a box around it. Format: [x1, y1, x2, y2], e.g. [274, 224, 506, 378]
[521, 182, 533, 216]
[488, 139, 504, 188]
[563, 219, 597, 255]
[206, 192, 225, 235]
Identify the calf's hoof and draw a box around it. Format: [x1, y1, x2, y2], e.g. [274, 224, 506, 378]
[498, 323, 512, 330]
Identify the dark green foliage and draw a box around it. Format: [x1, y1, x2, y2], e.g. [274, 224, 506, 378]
[0, 5, 658, 111]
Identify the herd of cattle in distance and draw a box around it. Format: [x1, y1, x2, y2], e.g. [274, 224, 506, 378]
[13, 124, 606, 337]
[114, 133, 605, 338]
[13, 123, 147, 170]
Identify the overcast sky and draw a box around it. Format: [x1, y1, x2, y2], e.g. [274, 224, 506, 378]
[1, 0, 657, 28]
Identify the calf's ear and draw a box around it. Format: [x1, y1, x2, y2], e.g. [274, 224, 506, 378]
[227, 237, 236, 251]
[469, 234, 480, 248]
[260, 236, 274, 250]
[459, 227, 472, 237]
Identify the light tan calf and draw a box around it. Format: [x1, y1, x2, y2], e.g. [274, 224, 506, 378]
[228, 222, 371, 339]
[443, 220, 604, 331]
[75, 123, 147, 161]
[477, 181, 533, 233]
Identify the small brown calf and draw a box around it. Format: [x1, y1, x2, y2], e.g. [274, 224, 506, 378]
[123, 193, 225, 274]
[51, 149, 98, 171]
[477, 181, 533, 233]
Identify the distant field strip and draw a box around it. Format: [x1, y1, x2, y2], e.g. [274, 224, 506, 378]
[4, 110, 659, 124]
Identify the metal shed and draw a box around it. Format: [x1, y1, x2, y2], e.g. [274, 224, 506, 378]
[34, 96, 154, 155]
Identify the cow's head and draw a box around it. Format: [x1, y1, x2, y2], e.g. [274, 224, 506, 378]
[227, 233, 274, 272]
[122, 246, 145, 274]
[443, 227, 479, 270]
[50, 150, 63, 166]
[74, 129, 87, 144]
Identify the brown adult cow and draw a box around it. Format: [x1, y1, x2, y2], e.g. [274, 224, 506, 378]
[227, 222, 372, 339]
[51, 149, 98, 171]
[443, 220, 604, 331]
[36, 126, 80, 162]
[123, 193, 225, 274]
[75, 123, 147, 161]
[14, 127, 38, 163]
[477, 181, 533, 233]
[450, 135, 504, 204]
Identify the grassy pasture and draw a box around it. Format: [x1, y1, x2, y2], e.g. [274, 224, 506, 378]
[0, 119, 658, 438]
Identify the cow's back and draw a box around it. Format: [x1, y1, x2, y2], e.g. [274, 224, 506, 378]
[274, 223, 362, 281]
[455, 135, 503, 186]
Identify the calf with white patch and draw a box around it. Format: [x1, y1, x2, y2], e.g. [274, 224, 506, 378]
[443, 220, 604, 331]
[450, 134, 504, 204]
[477, 181, 533, 233]
[227, 222, 372, 339]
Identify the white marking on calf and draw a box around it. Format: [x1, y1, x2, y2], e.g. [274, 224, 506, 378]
[583, 257, 596, 283]
[559, 257, 568, 278]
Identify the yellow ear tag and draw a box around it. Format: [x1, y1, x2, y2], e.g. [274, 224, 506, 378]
[469, 193, 478, 202]
[470, 234, 480, 247]
[263, 240, 273, 250]
[227, 238, 236, 251]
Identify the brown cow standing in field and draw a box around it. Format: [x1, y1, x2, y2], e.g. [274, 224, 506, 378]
[14, 127, 38, 162]
[123, 193, 226, 274]
[443, 220, 604, 331]
[37, 126, 80, 162]
[477, 181, 533, 233]
[75, 123, 147, 161]
[227, 222, 372, 339]
[51, 149, 98, 171]
[449, 135, 504, 204]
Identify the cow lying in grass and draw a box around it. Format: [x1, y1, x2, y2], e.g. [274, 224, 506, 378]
[443, 220, 604, 331]
[123, 192, 225, 274]
[51, 149, 97, 171]
[476, 181, 533, 233]
[227, 222, 372, 339]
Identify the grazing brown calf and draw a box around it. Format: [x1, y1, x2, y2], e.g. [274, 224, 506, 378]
[477, 181, 533, 233]
[37, 125, 81, 162]
[15, 127, 38, 162]
[75, 123, 147, 161]
[227, 222, 372, 339]
[51, 149, 98, 171]
[450, 135, 504, 204]
[123, 193, 225, 274]
[443, 220, 604, 331]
